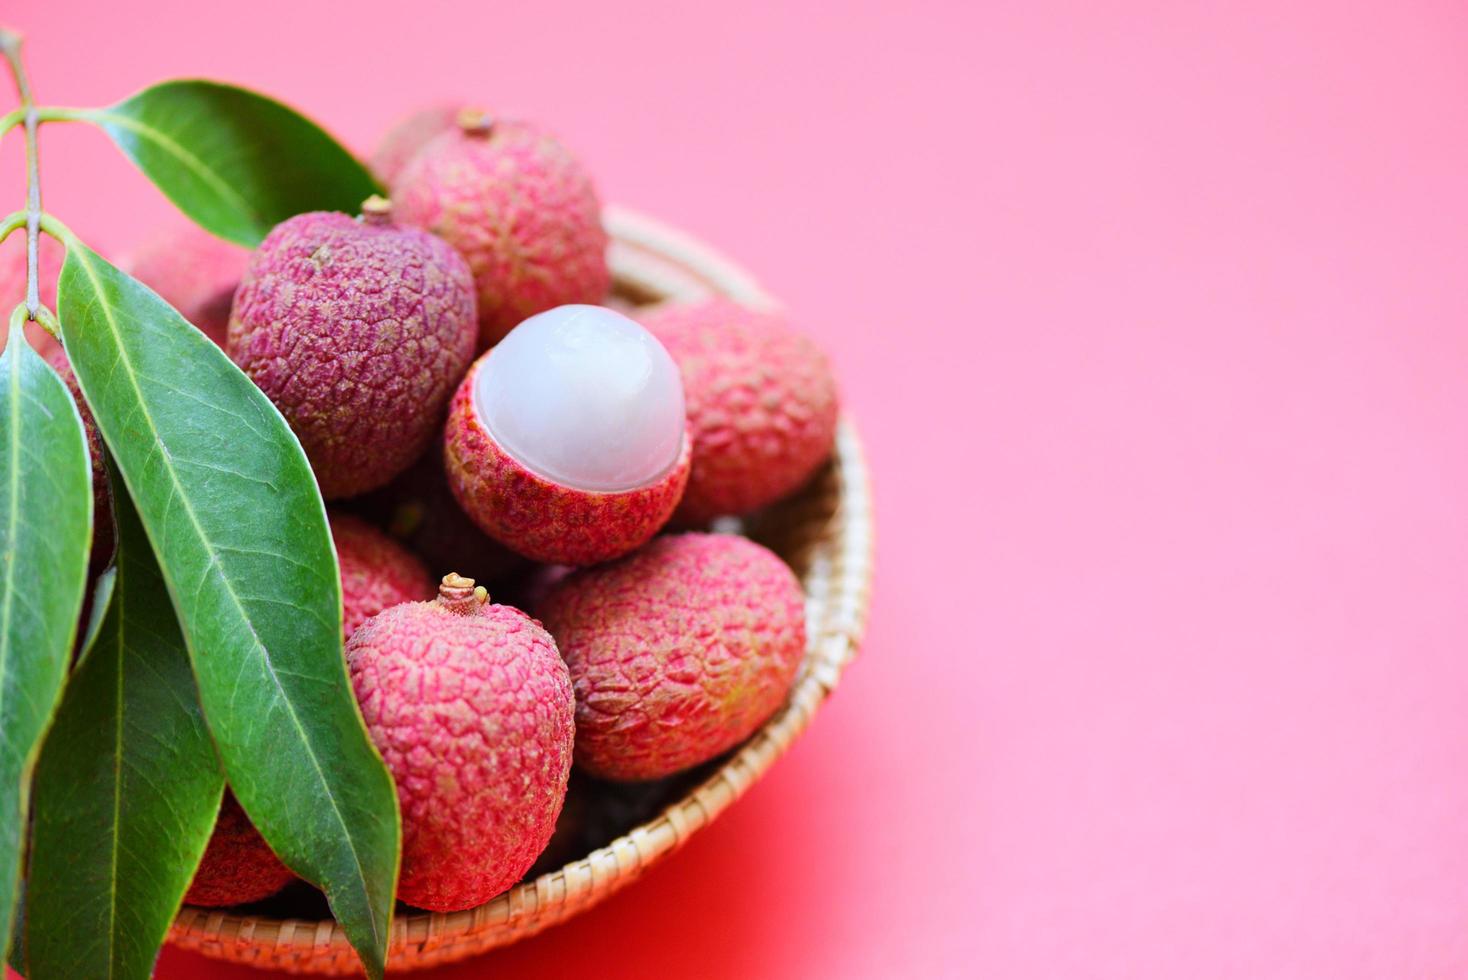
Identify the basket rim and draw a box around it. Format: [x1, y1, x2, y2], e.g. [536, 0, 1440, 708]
[168, 205, 875, 973]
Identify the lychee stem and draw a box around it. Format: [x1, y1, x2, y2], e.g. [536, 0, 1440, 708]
[0, 30, 44, 324]
[360, 195, 393, 226]
[456, 108, 494, 138]
[437, 573, 488, 614]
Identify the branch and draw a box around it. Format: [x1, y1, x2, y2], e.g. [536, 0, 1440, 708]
[0, 29, 43, 321]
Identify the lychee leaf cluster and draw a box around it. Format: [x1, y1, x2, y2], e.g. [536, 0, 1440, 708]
[0, 59, 407, 980]
[48, 238, 401, 979]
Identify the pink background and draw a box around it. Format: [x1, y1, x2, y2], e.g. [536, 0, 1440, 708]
[6, 1, 1468, 976]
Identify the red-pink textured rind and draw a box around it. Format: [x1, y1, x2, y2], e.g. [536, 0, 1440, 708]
[329, 511, 435, 638]
[346, 595, 574, 912]
[123, 223, 250, 346]
[369, 103, 462, 188]
[537, 533, 806, 782]
[0, 234, 64, 360]
[184, 793, 295, 907]
[43, 347, 113, 567]
[442, 353, 690, 565]
[228, 211, 478, 499]
[641, 299, 840, 523]
[391, 121, 611, 350]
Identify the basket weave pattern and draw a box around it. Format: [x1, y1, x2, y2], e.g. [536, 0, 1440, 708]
[166, 206, 876, 974]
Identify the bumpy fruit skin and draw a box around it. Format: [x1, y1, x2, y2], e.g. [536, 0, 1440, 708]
[43, 348, 113, 567]
[184, 793, 295, 907]
[0, 234, 64, 359]
[392, 118, 611, 349]
[347, 576, 574, 911]
[443, 351, 690, 565]
[349, 447, 527, 587]
[228, 208, 478, 498]
[369, 103, 461, 187]
[538, 533, 805, 781]
[329, 512, 434, 638]
[641, 299, 839, 523]
[123, 223, 250, 346]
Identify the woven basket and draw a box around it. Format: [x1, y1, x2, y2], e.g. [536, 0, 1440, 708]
[166, 205, 876, 974]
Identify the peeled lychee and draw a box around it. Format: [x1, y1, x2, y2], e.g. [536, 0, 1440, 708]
[346, 574, 574, 911]
[392, 110, 610, 349]
[444, 304, 690, 565]
[0, 233, 64, 359]
[349, 447, 526, 588]
[369, 103, 461, 188]
[185, 792, 295, 907]
[227, 198, 478, 498]
[537, 533, 806, 781]
[123, 223, 250, 346]
[43, 348, 112, 567]
[330, 512, 434, 638]
[640, 299, 839, 523]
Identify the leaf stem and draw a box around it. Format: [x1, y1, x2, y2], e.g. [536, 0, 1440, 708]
[32, 307, 59, 340]
[34, 106, 96, 124]
[37, 212, 77, 249]
[0, 107, 21, 139]
[0, 211, 24, 244]
[0, 29, 43, 322]
[5, 301, 57, 347]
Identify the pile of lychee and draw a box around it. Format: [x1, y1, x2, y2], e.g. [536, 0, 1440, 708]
[83, 105, 842, 914]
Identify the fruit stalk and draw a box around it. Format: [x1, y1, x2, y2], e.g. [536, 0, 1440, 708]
[436, 573, 487, 614]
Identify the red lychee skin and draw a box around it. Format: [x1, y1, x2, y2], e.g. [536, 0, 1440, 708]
[442, 351, 691, 565]
[329, 512, 435, 639]
[227, 207, 478, 499]
[537, 533, 806, 782]
[369, 103, 462, 188]
[640, 299, 839, 523]
[391, 117, 611, 350]
[123, 223, 250, 347]
[0, 234, 64, 360]
[346, 576, 575, 912]
[184, 793, 295, 907]
[43, 347, 113, 567]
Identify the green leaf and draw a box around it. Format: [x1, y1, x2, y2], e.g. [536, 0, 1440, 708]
[56, 241, 399, 978]
[80, 80, 380, 246]
[0, 322, 92, 963]
[25, 486, 225, 980]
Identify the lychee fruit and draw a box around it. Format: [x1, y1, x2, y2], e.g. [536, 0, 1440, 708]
[444, 304, 689, 565]
[184, 792, 295, 907]
[349, 446, 527, 588]
[640, 298, 839, 523]
[227, 197, 478, 499]
[346, 574, 575, 911]
[42, 347, 112, 567]
[123, 223, 250, 346]
[391, 109, 610, 349]
[0, 233, 64, 359]
[369, 103, 462, 188]
[330, 511, 435, 638]
[537, 533, 806, 781]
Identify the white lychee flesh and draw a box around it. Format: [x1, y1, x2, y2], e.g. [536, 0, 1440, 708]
[475, 304, 685, 492]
